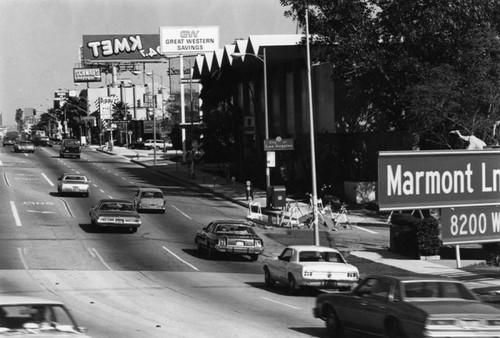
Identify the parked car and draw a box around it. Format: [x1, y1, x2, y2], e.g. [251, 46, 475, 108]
[13, 141, 35, 153]
[132, 187, 166, 213]
[313, 274, 500, 338]
[0, 295, 92, 336]
[126, 141, 146, 149]
[2, 137, 16, 147]
[194, 220, 264, 261]
[59, 139, 81, 158]
[89, 199, 141, 233]
[263, 245, 359, 295]
[57, 173, 90, 197]
[143, 139, 172, 150]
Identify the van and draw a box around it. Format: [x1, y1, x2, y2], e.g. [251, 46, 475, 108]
[60, 139, 81, 158]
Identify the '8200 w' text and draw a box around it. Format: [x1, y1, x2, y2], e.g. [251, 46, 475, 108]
[441, 207, 500, 245]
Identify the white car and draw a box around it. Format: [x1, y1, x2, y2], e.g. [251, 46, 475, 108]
[0, 296, 92, 336]
[143, 139, 171, 150]
[132, 187, 166, 213]
[263, 245, 359, 295]
[57, 173, 90, 197]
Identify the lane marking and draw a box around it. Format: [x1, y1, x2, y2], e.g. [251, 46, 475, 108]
[261, 297, 302, 310]
[171, 205, 191, 220]
[10, 201, 22, 226]
[162, 246, 199, 271]
[41, 173, 53, 186]
[0, 161, 2, 166]
[27, 210, 55, 214]
[18, 247, 29, 270]
[352, 225, 378, 234]
[99, 189, 105, 193]
[88, 247, 114, 271]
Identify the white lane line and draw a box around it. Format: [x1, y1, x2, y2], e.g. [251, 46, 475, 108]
[10, 201, 22, 227]
[17, 248, 29, 270]
[161, 246, 199, 271]
[88, 248, 114, 271]
[128, 181, 134, 185]
[99, 189, 105, 193]
[0, 161, 2, 166]
[108, 195, 113, 199]
[41, 173, 53, 186]
[352, 225, 378, 234]
[171, 205, 191, 220]
[261, 297, 302, 310]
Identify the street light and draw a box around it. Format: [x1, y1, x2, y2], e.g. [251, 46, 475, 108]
[132, 70, 161, 165]
[231, 49, 270, 189]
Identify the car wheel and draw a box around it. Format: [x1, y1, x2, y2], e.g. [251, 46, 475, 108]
[250, 254, 259, 262]
[207, 245, 216, 260]
[264, 267, 275, 287]
[325, 307, 343, 337]
[386, 319, 405, 338]
[288, 275, 298, 295]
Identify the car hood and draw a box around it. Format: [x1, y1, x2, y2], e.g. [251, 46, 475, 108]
[97, 210, 139, 217]
[409, 299, 500, 316]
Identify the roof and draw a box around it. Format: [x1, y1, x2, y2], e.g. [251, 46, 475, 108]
[211, 220, 254, 226]
[0, 296, 64, 306]
[138, 187, 163, 192]
[286, 245, 340, 253]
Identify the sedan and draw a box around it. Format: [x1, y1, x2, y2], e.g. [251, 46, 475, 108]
[132, 187, 166, 213]
[263, 245, 359, 295]
[194, 220, 264, 261]
[0, 295, 92, 336]
[57, 173, 90, 197]
[89, 199, 141, 233]
[13, 141, 35, 153]
[313, 274, 500, 338]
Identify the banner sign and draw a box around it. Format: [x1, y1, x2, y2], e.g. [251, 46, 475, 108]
[73, 68, 101, 82]
[159, 26, 219, 54]
[378, 149, 500, 211]
[82, 34, 163, 61]
[98, 96, 118, 120]
[441, 205, 500, 245]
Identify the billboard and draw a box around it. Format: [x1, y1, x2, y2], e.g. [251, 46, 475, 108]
[160, 26, 219, 54]
[378, 149, 500, 211]
[74, 68, 101, 82]
[82, 34, 163, 61]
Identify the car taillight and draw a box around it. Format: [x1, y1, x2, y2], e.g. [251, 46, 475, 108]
[303, 271, 313, 277]
[254, 240, 263, 247]
[218, 238, 227, 246]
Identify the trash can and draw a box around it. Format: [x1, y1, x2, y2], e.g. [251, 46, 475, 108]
[271, 185, 286, 209]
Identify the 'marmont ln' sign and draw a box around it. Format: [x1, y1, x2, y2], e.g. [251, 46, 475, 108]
[378, 149, 500, 211]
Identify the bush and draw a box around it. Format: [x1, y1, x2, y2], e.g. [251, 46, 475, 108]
[416, 217, 441, 256]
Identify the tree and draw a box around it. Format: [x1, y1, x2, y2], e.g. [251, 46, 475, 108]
[280, 0, 500, 149]
[111, 101, 131, 121]
[15, 108, 24, 132]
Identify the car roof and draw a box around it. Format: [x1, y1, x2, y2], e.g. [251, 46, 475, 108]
[211, 220, 254, 226]
[0, 296, 64, 306]
[138, 187, 163, 192]
[285, 245, 340, 253]
[365, 274, 458, 283]
[98, 199, 132, 204]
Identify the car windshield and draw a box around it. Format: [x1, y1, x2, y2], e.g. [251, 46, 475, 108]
[64, 140, 79, 146]
[403, 281, 477, 300]
[216, 225, 254, 234]
[0, 304, 75, 331]
[299, 251, 346, 263]
[100, 203, 133, 211]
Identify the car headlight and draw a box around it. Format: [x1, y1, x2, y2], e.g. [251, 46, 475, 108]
[98, 217, 114, 222]
[218, 238, 227, 246]
[254, 240, 263, 247]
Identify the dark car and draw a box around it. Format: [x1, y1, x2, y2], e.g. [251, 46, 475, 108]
[313, 274, 500, 338]
[3, 137, 16, 147]
[60, 139, 81, 158]
[127, 141, 146, 149]
[194, 220, 264, 261]
[89, 199, 141, 233]
[32, 136, 52, 147]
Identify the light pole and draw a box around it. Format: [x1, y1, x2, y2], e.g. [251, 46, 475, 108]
[305, 5, 320, 246]
[231, 49, 270, 189]
[133, 70, 162, 165]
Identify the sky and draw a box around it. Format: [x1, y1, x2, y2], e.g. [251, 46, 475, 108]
[0, 0, 298, 126]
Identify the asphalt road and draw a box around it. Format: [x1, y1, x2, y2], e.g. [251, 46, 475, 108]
[0, 145, 334, 338]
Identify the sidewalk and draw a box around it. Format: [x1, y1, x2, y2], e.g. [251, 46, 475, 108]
[92, 145, 500, 291]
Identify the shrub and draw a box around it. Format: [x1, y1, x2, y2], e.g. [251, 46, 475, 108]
[416, 217, 441, 256]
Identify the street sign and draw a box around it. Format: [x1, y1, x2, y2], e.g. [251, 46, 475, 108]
[264, 137, 294, 151]
[180, 78, 200, 84]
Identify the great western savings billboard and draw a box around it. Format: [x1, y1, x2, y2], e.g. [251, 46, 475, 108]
[82, 34, 163, 61]
[378, 149, 500, 211]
